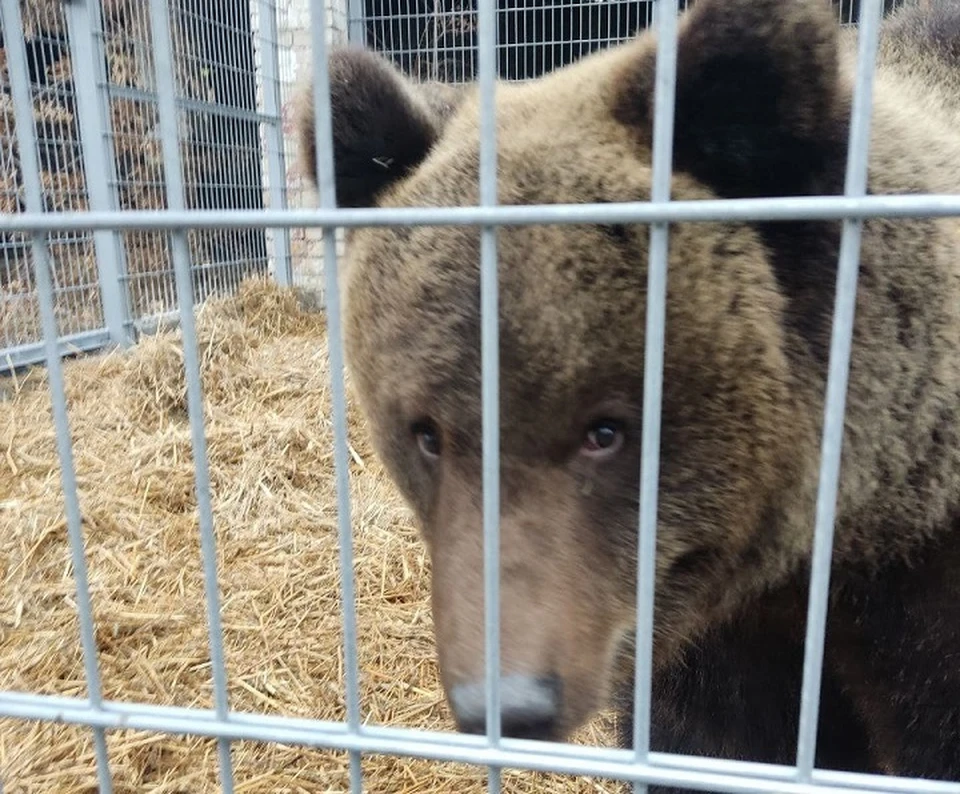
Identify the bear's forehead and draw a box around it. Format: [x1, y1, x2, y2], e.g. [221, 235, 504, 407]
[405, 98, 655, 210]
[343, 73, 669, 431]
[344, 214, 650, 436]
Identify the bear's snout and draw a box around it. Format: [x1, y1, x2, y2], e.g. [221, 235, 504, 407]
[427, 463, 628, 744]
[449, 673, 563, 741]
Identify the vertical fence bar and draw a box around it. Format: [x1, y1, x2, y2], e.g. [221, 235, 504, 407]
[309, 3, 364, 791]
[147, 1, 235, 791]
[476, 0, 501, 788]
[259, 0, 294, 287]
[632, 2, 679, 791]
[1, 0, 113, 789]
[64, 0, 133, 348]
[795, 0, 883, 780]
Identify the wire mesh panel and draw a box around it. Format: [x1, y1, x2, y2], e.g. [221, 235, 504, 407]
[2, 0, 960, 792]
[0, 1, 105, 362]
[0, 0, 298, 370]
[351, 0, 909, 81]
[354, 0, 671, 81]
[97, 1, 273, 325]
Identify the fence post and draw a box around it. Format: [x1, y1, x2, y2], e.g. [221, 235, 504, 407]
[64, 0, 133, 349]
[259, 0, 294, 287]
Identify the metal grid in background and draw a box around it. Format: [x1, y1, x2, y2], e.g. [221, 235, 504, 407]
[1, 2, 960, 794]
[0, 0, 297, 373]
[352, 0, 906, 83]
[0, 3, 105, 360]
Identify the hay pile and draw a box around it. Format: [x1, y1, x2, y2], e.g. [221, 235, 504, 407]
[0, 280, 618, 793]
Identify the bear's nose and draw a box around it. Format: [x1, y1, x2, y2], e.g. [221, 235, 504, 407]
[449, 674, 562, 741]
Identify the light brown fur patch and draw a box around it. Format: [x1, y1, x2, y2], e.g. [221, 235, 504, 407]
[297, 0, 960, 778]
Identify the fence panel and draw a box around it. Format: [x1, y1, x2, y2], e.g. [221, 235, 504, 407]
[0, 0, 296, 372]
[100, 0, 272, 329]
[347, 0, 908, 83]
[0, 0, 106, 370]
[2, 0, 960, 792]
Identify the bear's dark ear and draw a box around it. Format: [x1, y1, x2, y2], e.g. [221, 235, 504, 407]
[296, 48, 464, 208]
[616, 0, 845, 198]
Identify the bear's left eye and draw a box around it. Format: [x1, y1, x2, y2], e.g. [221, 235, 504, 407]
[412, 420, 442, 458]
[581, 419, 624, 458]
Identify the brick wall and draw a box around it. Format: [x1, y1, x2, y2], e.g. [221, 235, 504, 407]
[275, 0, 349, 297]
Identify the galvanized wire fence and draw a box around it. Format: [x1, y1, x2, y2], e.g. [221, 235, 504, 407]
[352, 0, 905, 83]
[0, 0, 305, 372]
[2, 0, 960, 793]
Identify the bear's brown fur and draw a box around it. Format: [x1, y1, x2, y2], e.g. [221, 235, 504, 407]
[297, 0, 960, 783]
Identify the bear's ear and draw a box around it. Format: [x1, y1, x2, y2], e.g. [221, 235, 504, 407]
[615, 0, 845, 198]
[296, 48, 464, 208]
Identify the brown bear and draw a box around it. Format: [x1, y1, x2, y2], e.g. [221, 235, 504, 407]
[297, 0, 960, 784]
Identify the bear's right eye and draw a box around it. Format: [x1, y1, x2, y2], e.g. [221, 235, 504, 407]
[412, 420, 441, 458]
[581, 419, 625, 459]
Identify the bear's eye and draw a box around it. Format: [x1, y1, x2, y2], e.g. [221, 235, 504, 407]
[581, 419, 624, 458]
[412, 420, 441, 458]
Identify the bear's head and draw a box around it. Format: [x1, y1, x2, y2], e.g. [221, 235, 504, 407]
[298, 0, 848, 743]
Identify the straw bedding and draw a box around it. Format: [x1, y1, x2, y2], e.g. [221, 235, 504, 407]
[0, 280, 619, 793]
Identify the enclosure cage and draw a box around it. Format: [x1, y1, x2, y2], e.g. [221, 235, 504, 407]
[3, 0, 960, 792]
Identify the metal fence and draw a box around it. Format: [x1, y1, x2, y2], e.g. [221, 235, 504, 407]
[351, 0, 905, 83]
[2, 0, 960, 793]
[0, 0, 296, 373]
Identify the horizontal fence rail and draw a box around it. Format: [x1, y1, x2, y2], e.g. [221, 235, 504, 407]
[2, 691, 960, 794]
[3, 194, 960, 234]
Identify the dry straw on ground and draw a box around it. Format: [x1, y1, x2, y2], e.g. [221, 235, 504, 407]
[0, 280, 619, 793]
